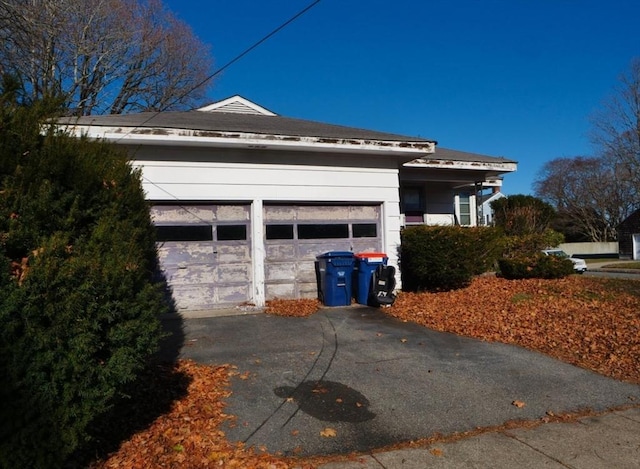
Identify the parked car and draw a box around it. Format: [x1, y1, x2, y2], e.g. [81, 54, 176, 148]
[542, 249, 587, 273]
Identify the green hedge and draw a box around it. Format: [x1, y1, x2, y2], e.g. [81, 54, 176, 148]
[0, 92, 168, 468]
[498, 254, 575, 279]
[399, 225, 503, 291]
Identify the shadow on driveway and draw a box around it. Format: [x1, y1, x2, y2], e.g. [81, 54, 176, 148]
[178, 306, 640, 456]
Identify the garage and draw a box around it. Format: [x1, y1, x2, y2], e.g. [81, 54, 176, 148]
[151, 204, 252, 310]
[263, 204, 382, 300]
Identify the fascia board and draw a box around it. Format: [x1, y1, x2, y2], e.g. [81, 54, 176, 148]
[63, 124, 436, 157]
[403, 159, 517, 173]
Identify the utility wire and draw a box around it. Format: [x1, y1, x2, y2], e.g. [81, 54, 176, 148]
[162, 0, 323, 112]
[126, 0, 323, 223]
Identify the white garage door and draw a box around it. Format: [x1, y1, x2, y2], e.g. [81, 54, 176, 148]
[151, 204, 252, 310]
[264, 204, 382, 300]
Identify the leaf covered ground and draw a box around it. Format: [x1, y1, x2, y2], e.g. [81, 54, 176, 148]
[90, 275, 640, 467]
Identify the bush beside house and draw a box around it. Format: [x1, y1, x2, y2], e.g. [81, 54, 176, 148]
[399, 225, 503, 291]
[0, 84, 169, 468]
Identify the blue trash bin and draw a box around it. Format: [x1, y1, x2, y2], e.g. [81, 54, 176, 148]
[316, 251, 355, 306]
[354, 252, 388, 305]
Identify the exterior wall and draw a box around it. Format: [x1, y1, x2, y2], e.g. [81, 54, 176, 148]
[130, 146, 403, 306]
[480, 192, 505, 226]
[619, 210, 640, 259]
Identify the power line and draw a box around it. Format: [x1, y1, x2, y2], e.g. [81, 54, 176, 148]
[130, 0, 323, 224]
[164, 0, 323, 112]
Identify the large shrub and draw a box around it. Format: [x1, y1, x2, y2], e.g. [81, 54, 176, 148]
[0, 87, 168, 468]
[399, 225, 502, 292]
[498, 253, 575, 279]
[496, 229, 574, 279]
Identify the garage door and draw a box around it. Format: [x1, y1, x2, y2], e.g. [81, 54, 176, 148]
[264, 204, 382, 300]
[151, 204, 251, 310]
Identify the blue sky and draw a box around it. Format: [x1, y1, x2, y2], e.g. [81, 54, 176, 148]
[164, 0, 639, 195]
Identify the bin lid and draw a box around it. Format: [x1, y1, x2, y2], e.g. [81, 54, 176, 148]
[355, 252, 387, 259]
[317, 251, 354, 259]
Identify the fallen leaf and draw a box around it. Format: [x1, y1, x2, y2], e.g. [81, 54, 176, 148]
[512, 400, 526, 408]
[429, 448, 443, 457]
[320, 427, 337, 438]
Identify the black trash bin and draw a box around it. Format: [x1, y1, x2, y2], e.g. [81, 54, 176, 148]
[315, 251, 355, 306]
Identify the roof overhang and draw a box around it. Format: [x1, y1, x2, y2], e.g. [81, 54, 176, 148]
[403, 157, 517, 173]
[59, 123, 436, 159]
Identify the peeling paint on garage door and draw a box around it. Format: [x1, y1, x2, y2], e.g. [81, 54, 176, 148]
[264, 204, 382, 300]
[152, 204, 251, 310]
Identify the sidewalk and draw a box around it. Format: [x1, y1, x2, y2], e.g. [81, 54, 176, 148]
[319, 407, 640, 468]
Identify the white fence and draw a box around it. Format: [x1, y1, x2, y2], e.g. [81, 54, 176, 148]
[559, 242, 619, 257]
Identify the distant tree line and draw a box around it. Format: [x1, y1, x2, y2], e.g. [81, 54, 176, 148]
[534, 58, 640, 242]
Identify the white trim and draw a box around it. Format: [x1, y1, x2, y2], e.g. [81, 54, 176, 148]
[66, 126, 435, 156]
[251, 199, 266, 307]
[404, 159, 517, 173]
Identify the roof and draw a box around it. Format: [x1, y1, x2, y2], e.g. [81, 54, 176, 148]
[58, 95, 435, 144]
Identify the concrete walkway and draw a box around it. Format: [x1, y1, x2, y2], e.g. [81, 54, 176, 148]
[319, 407, 640, 468]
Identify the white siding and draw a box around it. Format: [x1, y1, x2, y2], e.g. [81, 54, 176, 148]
[131, 148, 403, 307]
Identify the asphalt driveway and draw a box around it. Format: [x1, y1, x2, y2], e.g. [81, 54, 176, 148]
[167, 306, 640, 457]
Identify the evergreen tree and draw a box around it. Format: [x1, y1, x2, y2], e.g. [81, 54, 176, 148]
[0, 78, 168, 468]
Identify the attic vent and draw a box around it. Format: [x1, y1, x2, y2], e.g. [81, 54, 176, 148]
[212, 102, 266, 115]
[197, 95, 277, 116]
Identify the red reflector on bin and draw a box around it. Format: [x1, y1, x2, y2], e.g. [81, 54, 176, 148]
[355, 252, 387, 263]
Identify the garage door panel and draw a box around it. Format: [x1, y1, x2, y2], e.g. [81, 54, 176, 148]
[169, 284, 216, 311]
[215, 205, 250, 221]
[351, 240, 381, 253]
[217, 264, 251, 283]
[265, 244, 296, 260]
[158, 242, 216, 265]
[296, 264, 317, 283]
[349, 205, 380, 220]
[263, 204, 382, 301]
[164, 265, 215, 285]
[216, 244, 250, 262]
[265, 262, 297, 281]
[216, 285, 251, 304]
[153, 204, 252, 310]
[266, 283, 295, 299]
[296, 205, 351, 220]
[264, 206, 296, 221]
[151, 205, 214, 223]
[298, 242, 351, 259]
[298, 282, 319, 298]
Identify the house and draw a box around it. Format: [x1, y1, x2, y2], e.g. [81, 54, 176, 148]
[478, 186, 506, 226]
[59, 95, 517, 311]
[618, 209, 640, 259]
[400, 148, 514, 227]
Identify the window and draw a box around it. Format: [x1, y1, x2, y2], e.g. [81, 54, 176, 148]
[353, 223, 377, 238]
[156, 225, 213, 242]
[402, 187, 423, 212]
[298, 224, 349, 239]
[459, 193, 471, 225]
[216, 224, 247, 241]
[266, 224, 294, 240]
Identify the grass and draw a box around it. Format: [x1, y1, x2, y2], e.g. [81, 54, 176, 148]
[582, 257, 640, 269]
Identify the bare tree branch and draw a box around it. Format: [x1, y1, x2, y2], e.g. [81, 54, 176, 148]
[0, 0, 214, 114]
